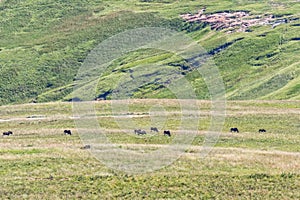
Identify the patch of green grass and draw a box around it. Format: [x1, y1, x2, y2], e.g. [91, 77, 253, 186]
[0, 148, 47, 155]
[0, 0, 299, 104]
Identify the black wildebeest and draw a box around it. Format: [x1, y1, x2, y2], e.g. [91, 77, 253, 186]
[150, 127, 159, 132]
[3, 131, 13, 136]
[64, 130, 72, 135]
[134, 129, 146, 135]
[259, 129, 266, 133]
[80, 145, 91, 149]
[163, 130, 171, 137]
[230, 128, 239, 133]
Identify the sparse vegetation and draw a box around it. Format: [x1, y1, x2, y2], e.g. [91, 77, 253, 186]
[0, 100, 299, 199]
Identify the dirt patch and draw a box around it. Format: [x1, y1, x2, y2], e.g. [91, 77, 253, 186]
[180, 8, 292, 33]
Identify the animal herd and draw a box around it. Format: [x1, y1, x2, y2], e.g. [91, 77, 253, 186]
[2, 128, 266, 137]
[134, 127, 171, 137]
[230, 127, 267, 133]
[1, 130, 73, 136]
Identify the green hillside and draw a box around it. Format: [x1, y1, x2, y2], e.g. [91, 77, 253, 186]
[0, 0, 299, 105]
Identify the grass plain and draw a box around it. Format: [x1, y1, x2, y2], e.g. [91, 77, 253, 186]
[0, 100, 299, 199]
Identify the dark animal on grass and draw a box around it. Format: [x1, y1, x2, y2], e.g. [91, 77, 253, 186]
[259, 129, 266, 133]
[3, 131, 13, 136]
[134, 129, 146, 135]
[150, 127, 159, 132]
[163, 130, 171, 137]
[80, 145, 91, 150]
[230, 128, 239, 133]
[64, 130, 72, 135]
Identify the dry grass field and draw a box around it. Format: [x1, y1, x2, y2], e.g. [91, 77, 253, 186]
[0, 100, 299, 199]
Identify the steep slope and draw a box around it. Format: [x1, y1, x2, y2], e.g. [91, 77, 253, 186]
[0, 0, 299, 105]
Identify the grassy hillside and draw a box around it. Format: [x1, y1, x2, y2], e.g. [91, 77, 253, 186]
[0, 0, 299, 104]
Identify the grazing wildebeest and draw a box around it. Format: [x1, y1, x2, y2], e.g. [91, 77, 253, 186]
[3, 131, 13, 136]
[163, 130, 171, 137]
[134, 129, 146, 135]
[64, 130, 72, 135]
[150, 127, 159, 132]
[80, 145, 91, 149]
[230, 128, 239, 133]
[259, 129, 266, 133]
